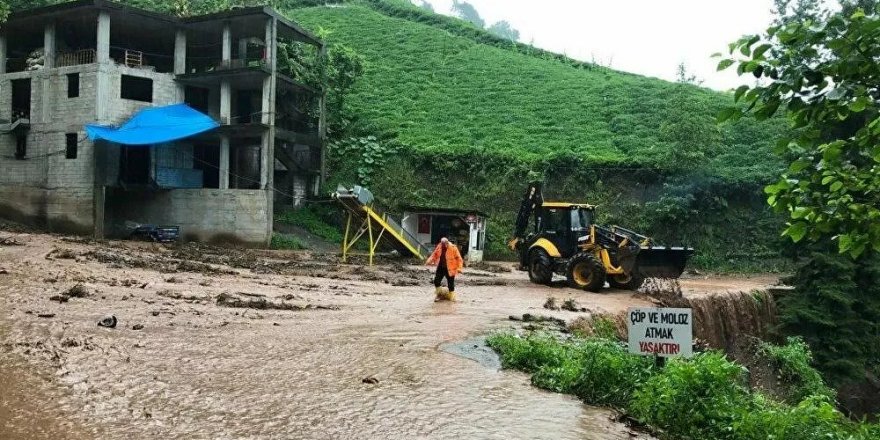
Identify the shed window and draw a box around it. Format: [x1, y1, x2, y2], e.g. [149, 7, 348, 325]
[65, 133, 78, 159]
[120, 75, 153, 102]
[67, 73, 80, 98]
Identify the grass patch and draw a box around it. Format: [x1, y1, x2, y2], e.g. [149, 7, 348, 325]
[270, 233, 307, 250]
[276, 206, 344, 244]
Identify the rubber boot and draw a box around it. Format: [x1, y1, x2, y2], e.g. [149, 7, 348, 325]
[447, 291, 456, 302]
[434, 286, 444, 302]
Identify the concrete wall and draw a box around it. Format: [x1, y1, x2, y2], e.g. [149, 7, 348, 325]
[0, 64, 100, 233]
[105, 188, 270, 245]
[99, 64, 180, 125]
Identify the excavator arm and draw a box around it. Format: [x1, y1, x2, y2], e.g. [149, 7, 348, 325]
[508, 182, 544, 250]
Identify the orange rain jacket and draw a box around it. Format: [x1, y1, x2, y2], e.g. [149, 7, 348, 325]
[426, 243, 464, 277]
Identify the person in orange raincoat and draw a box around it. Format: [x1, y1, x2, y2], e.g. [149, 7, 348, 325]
[426, 237, 464, 301]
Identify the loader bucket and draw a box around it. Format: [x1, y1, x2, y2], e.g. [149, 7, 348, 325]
[634, 246, 693, 278]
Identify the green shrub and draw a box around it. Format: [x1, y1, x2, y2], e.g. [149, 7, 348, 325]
[270, 233, 307, 250]
[758, 337, 835, 404]
[569, 338, 656, 408]
[590, 317, 619, 340]
[488, 332, 880, 439]
[630, 352, 751, 440]
[486, 332, 574, 374]
[734, 395, 854, 440]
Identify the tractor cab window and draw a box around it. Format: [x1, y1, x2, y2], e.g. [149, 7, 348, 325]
[571, 208, 593, 231]
[541, 208, 567, 235]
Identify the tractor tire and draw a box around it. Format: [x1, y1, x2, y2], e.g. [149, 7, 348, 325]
[528, 248, 554, 285]
[609, 272, 645, 291]
[566, 252, 606, 292]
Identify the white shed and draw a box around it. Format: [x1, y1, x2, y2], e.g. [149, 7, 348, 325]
[400, 206, 489, 263]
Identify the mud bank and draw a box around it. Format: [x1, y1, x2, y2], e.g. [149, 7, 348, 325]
[567, 278, 783, 357]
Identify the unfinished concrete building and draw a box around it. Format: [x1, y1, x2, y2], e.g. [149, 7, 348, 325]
[0, 0, 325, 245]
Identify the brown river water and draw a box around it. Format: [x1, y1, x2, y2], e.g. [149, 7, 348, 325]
[0, 232, 773, 439]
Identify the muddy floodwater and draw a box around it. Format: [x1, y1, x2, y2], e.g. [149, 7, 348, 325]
[0, 231, 776, 439]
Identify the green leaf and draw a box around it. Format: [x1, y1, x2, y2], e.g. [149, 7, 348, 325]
[734, 85, 750, 103]
[789, 160, 810, 173]
[716, 107, 738, 123]
[830, 181, 843, 192]
[752, 44, 772, 59]
[821, 175, 836, 185]
[717, 59, 735, 71]
[826, 88, 845, 100]
[838, 234, 853, 253]
[849, 97, 869, 112]
[785, 222, 809, 242]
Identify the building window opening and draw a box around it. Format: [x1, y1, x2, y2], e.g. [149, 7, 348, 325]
[120, 146, 151, 185]
[193, 143, 220, 188]
[11, 78, 31, 120]
[120, 75, 153, 102]
[185, 86, 210, 114]
[67, 73, 80, 98]
[14, 135, 27, 160]
[65, 133, 78, 159]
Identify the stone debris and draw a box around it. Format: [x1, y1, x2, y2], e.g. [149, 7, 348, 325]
[97, 315, 118, 328]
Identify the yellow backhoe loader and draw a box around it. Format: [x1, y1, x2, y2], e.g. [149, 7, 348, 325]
[509, 183, 692, 292]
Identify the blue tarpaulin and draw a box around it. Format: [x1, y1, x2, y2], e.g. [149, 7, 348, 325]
[85, 103, 219, 146]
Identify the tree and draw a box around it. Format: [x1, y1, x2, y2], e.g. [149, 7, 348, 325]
[771, 0, 827, 26]
[487, 20, 520, 41]
[675, 62, 703, 85]
[718, 5, 880, 257]
[451, 0, 484, 28]
[657, 90, 719, 172]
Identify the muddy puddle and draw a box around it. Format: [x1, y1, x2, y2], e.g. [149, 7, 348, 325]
[0, 231, 776, 439]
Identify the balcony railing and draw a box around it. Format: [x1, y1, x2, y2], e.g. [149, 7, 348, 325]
[56, 49, 96, 67]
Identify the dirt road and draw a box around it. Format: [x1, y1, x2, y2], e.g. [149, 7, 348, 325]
[0, 230, 777, 439]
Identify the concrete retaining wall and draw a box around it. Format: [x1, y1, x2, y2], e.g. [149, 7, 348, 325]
[105, 188, 270, 245]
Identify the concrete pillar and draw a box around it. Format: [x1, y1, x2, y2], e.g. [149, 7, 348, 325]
[0, 36, 7, 74]
[43, 22, 56, 69]
[97, 11, 110, 64]
[220, 82, 231, 124]
[219, 137, 230, 189]
[220, 22, 232, 124]
[221, 22, 232, 67]
[174, 29, 187, 75]
[262, 18, 278, 247]
[318, 44, 328, 184]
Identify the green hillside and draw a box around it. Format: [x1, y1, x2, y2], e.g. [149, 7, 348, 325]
[284, 2, 789, 267]
[291, 3, 784, 180]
